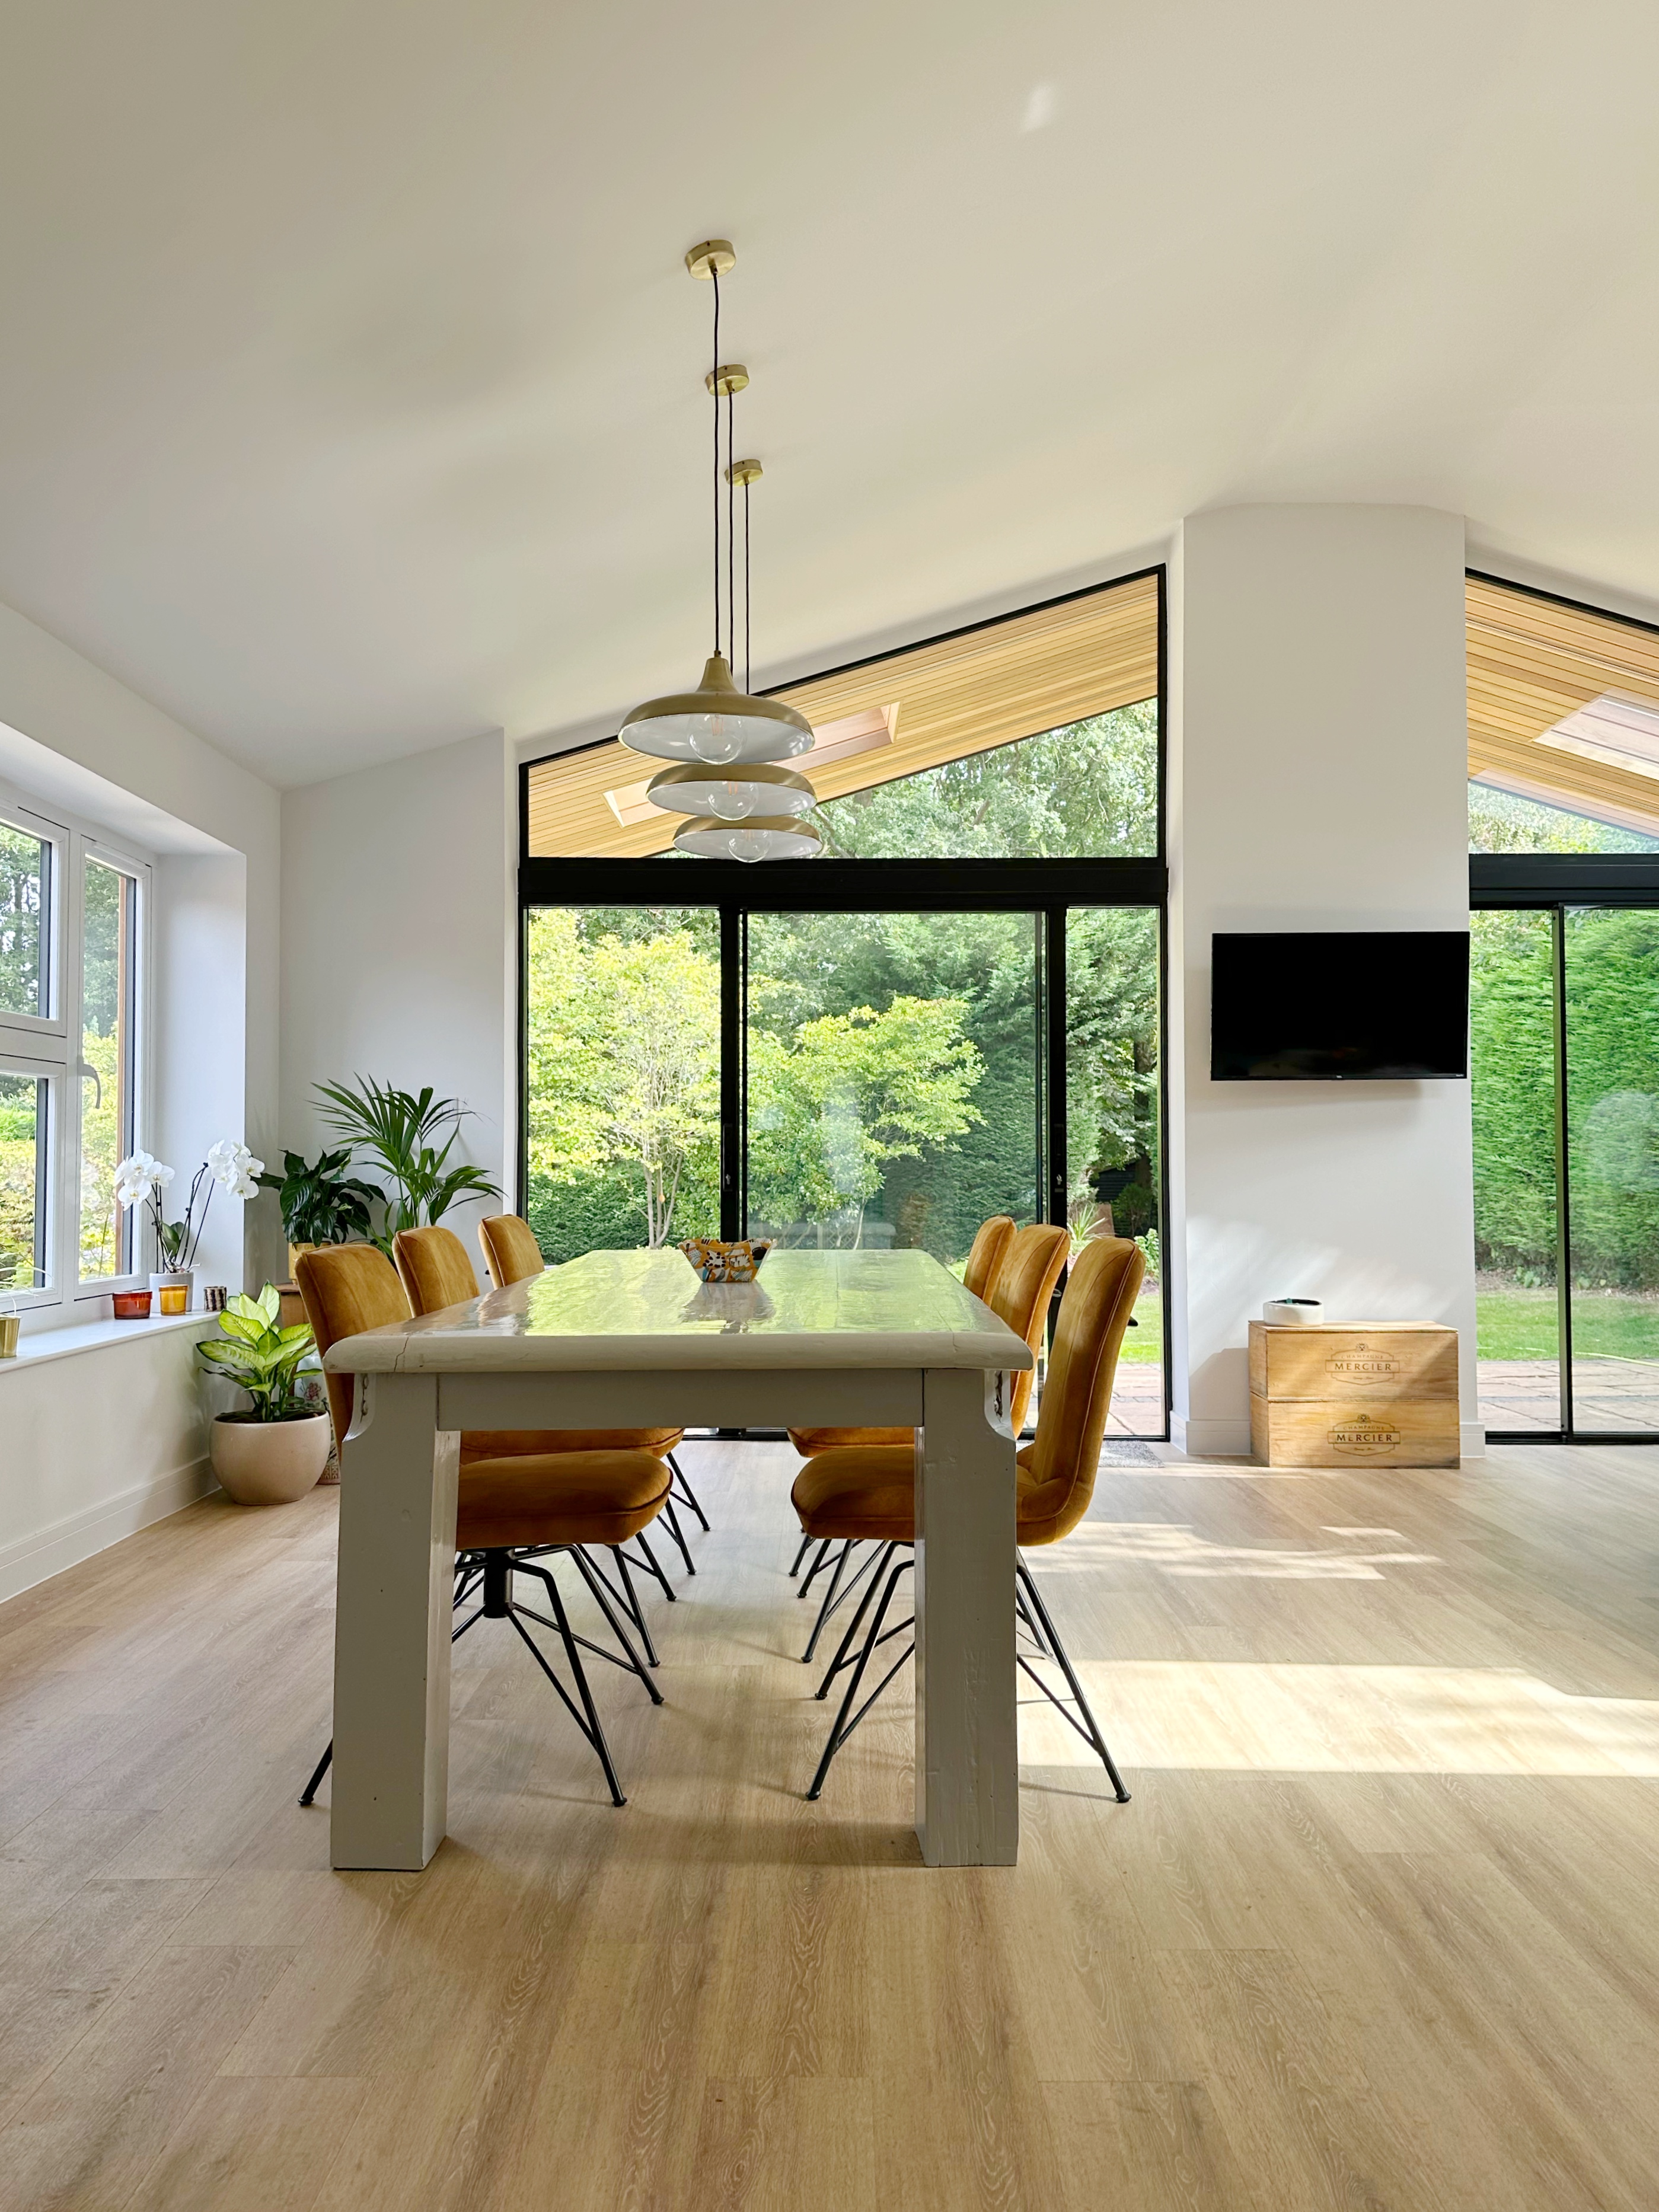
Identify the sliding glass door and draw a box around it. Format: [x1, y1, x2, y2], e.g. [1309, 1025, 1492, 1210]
[1471, 891, 1659, 1439]
[746, 910, 1041, 1260]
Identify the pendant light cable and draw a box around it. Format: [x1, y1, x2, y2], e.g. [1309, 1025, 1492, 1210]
[711, 270, 722, 655]
[744, 477, 752, 693]
[727, 384, 736, 672]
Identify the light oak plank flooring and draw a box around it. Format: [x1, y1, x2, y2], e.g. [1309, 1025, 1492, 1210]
[1, 1438, 1657, 2210]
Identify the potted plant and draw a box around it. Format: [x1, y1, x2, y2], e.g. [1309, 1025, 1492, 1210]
[197, 1284, 331, 1505]
[116, 1141, 264, 1312]
[314, 1077, 499, 1254]
[254, 1145, 382, 1279]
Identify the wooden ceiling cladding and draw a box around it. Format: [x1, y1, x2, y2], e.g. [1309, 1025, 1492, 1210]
[1467, 575, 1659, 835]
[525, 571, 1160, 858]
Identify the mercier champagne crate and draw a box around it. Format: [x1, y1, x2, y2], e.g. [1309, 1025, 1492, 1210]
[1248, 1321, 1457, 1403]
[1248, 1320, 1460, 1468]
[1249, 1392, 1460, 1469]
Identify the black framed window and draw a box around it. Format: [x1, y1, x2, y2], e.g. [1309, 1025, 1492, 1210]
[520, 569, 1170, 1440]
[1468, 569, 1659, 1443]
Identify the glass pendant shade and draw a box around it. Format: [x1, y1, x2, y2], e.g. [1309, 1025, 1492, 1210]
[620, 653, 813, 765]
[672, 813, 824, 863]
[645, 761, 815, 821]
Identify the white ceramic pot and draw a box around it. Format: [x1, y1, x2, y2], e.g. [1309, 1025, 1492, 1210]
[209, 1410, 331, 1505]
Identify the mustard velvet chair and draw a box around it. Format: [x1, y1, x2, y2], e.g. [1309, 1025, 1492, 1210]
[397, 1223, 695, 1589]
[795, 1220, 1068, 1665]
[295, 1241, 671, 1808]
[793, 1234, 1144, 1802]
[478, 1212, 712, 1544]
[784, 1213, 1016, 1591]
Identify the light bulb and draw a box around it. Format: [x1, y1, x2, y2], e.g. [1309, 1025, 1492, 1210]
[689, 715, 742, 765]
[729, 828, 770, 862]
[706, 783, 755, 821]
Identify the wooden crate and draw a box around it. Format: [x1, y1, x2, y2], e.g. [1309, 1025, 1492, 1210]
[1248, 1321, 1460, 1468]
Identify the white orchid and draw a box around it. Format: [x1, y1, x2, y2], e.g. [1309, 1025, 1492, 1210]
[207, 1139, 264, 1200]
[114, 1151, 174, 1210]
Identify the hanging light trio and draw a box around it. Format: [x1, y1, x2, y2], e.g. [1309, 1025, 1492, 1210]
[618, 240, 822, 862]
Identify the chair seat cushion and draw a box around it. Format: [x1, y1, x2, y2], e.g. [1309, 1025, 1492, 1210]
[787, 1425, 913, 1456]
[793, 1443, 1056, 1544]
[791, 1447, 917, 1540]
[458, 1451, 671, 1550]
[459, 1428, 681, 1462]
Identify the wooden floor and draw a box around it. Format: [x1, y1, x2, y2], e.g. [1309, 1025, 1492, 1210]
[2, 1438, 1658, 2211]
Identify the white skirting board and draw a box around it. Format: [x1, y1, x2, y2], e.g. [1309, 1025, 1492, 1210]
[0, 1457, 220, 1604]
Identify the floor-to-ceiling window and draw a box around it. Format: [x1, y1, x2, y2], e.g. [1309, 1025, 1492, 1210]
[1468, 573, 1659, 1440]
[522, 569, 1168, 1438]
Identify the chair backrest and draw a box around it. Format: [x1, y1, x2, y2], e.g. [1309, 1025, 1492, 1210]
[478, 1212, 547, 1289]
[962, 1214, 1016, 1301]
[985, 1222, 1070, 1434]
[393, 1224, 480, 1317]
[293, 1243, 410, 1453]
[1019, 1236, 1145, 1544]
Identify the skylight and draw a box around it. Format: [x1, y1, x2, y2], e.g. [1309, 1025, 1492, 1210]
[1538, 691, 1659, 781]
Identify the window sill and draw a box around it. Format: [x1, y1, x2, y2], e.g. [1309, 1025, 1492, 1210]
[1, 1310, 214, 1373]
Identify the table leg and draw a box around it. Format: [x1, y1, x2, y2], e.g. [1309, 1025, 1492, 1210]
[330, 1374, 458, 1871]
[914, 1365, 1019, 1866]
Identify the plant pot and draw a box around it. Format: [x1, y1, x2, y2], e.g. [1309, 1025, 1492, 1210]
[209, 1410, 331, 1506]
[287, 1241, 316, 1284]
[151, 1269, 193, 1317]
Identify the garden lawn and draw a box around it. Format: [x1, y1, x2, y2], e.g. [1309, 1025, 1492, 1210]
[1477, 1285, 1659, 1361]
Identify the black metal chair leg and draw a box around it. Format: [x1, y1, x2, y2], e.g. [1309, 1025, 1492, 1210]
[666, 1450, 710, 1532]
[563, 1549, 665, 1706]
[633, 1529, 677, 1603]
[505, 1600, 627, 1806]
[797, 1536, 833, 1598]
[801, 1538, 860, 1663]
[807, 1555, 914, 1800]
[1016, 1559, 1131, 1802]
[661, 1496, 696, 1577]
[813, 1541, 898, 1694]
[608, 1545, 660, 1667]
[789, 1531, 814, 1578]
[298, 1741, 333, 1806]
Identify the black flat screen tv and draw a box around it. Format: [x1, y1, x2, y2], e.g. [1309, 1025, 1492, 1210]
[1211, 931, 1469, 1080]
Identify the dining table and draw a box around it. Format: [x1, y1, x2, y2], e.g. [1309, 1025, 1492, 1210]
[322, 1244, 1034, 1873]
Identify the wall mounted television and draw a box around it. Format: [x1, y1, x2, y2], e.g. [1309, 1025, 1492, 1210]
[1210, 931, 1469, 1080]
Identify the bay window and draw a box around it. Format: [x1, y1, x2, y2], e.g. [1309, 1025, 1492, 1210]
[0, 778, 150, 1322]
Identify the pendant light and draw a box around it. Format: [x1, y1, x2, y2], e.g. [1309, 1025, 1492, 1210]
[619, 241, 821, 860]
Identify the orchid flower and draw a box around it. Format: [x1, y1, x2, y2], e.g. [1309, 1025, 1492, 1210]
[207, 1139, 264, 1201]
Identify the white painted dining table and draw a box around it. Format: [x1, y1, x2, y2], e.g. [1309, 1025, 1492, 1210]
[322, 1245, 1033, 1872]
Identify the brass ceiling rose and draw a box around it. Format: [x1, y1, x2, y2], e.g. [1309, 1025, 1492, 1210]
[726, 457, 762, 487]
[684, 239, 736, 280]
[706, 363, 749, 397]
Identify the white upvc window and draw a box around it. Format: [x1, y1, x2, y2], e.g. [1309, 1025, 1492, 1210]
[0, 775, 153, 1317]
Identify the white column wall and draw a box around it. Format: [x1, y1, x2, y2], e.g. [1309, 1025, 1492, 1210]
[279, 730, 516, 1262]
[1167, 505, 1479, 1457]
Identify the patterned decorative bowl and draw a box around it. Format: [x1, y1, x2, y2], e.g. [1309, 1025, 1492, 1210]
[679, 1238, 771, 1284]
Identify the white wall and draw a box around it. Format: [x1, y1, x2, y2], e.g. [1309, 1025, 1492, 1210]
[1167, 505, 1479, 1456]
[280, 729, 516, 1262]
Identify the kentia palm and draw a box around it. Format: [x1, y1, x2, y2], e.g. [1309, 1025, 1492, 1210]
[314, 1076, 500, 1252]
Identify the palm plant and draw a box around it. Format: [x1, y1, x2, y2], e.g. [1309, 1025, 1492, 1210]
[314, 1077, 500, 1253]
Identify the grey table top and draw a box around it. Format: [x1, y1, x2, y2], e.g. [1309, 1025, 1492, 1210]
[325, 1245, 1033, 1375]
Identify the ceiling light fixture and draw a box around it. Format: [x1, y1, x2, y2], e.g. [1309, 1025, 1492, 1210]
[618, 242, 818, 841]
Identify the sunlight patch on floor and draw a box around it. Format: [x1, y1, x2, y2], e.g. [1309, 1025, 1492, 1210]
[1018, 1659, 1659, 1774]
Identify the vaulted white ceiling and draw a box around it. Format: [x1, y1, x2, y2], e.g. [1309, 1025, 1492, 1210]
[3, 1, 1657, 786]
